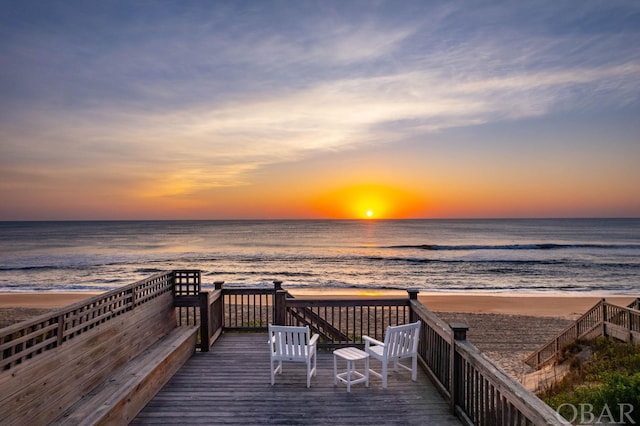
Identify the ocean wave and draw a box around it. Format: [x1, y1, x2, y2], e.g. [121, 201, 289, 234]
[0, 283, 115, 292]
[134, 267, 166, 274]
[364, 256, 565, 265]
[0, 265, 88, 272]
[203, 270, 316, 277]
[385, 243, 640, 251]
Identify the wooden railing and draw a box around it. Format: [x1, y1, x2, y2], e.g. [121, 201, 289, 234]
[410, 299, 454, 398]
[525, 299, 640, 369]
[409, 300, 569, 425]
[192, 280, 569, 424]
[0, 270, 183, 371]
[193, 282, 411, 350]
[0, 271, 571, 425]
[282, 291, 412, 349]
[603, 300, 640, 343]
[224, 287, 275, 330]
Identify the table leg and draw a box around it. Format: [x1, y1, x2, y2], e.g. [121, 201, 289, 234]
[365, 357, 369, 387]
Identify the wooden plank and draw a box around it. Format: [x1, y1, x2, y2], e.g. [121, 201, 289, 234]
[287, 298, 408, 308]
[453, 340, 570, 425]
[52, 326, 198, 425]
[606, 323, 631, 342]
[133, 333, 462, 425]
[0, 291, 173, 390]
[0, 292, 176, 425]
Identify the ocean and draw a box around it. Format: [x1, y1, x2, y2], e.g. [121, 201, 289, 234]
[0, 219, 638, 295]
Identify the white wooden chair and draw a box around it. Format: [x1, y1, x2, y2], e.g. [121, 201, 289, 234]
[363, 321, 421, 389]
[268, 324, 319, 388]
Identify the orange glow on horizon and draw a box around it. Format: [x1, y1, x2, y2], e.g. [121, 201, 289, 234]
[312, 184, 425, 219]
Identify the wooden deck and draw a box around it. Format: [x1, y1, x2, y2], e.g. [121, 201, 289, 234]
[132, 333, 462, 425]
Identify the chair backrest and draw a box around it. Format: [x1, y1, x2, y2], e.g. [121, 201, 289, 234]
[269, 325, 311, 361]
[383, 321, 421, 358]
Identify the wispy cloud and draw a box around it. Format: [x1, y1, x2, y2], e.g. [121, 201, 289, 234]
[1, 0, 639, 204]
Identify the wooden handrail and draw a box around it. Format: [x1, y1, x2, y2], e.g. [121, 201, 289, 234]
[283, 296, 411, 347]
[3, 273, 569, 426]
[523, 299, 603, 369]
[525, 298, 640, 369]
[0, 270, 185, 371]
[286, 305, 352, 342]
[454, 338, 570, 425]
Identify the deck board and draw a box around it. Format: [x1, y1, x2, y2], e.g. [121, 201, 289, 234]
[132, 333, 461, 425]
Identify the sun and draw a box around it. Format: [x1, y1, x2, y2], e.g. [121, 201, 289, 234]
[312, 183, 425, 219]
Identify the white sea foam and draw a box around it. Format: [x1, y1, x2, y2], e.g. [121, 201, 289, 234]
[0, 219, 638, 294]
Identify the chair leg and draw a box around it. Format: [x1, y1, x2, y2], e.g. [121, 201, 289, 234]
[411, 355, 417, 381]
[271, 360, 282, 385]
[382, 360, 388, 389]
[313, 349, 317, 376]
[270, 360, 275, 385]
[365, 356, 369, 387]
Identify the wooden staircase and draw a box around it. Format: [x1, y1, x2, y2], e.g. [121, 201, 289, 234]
[524, 298, 640, 370]
[284, 292, 352, 343]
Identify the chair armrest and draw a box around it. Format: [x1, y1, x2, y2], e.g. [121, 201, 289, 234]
[362, 335, 384, 347]
[309, 334, 319, 346]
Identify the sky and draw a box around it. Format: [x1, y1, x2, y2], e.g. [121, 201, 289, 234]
[1, 0, 639, 220]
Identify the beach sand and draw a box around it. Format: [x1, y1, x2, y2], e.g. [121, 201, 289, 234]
[1, 292, 635, 382]
[0, 292, 100, 328]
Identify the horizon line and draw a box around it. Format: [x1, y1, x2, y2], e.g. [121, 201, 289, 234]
[1, 216, 639, 223]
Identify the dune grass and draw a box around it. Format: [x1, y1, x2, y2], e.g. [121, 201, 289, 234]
[538, 336, 640, 423]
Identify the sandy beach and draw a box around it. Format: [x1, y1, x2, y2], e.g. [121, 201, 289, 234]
[1, 291, 633, 318]
[419, 294, 635, 320]
[1, 291, 635, 381]
[0, 292, 101, 328]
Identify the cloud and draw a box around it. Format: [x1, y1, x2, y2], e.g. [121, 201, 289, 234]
[1, 0, 639, 203]
[3, 57, 638, 199]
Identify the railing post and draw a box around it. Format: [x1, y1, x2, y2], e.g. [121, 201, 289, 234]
[628, 309, 632, 341]
[407, 289, 419, 322]
[450, 323, 468, 414]
[131, 287, 137, 309]
[274, 290, 287, 325]
[601, 298, 607, 337]
[199, 292, 210, 352]
[407, 289, 419, 300]
[57, 314, 66, 347]
[273, 280, 284, 325]
[212, 281, 225, 339]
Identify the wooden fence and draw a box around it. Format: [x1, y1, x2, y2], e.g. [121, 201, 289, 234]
[193, 281, 412, 351]
[1, 271, 571, 425]
[408, 300, 568, 426]
[0, 270, 199, 425]
[525, 298, 640, 369]
[195, 280, 569, 425]
[0, 270, 185, 371]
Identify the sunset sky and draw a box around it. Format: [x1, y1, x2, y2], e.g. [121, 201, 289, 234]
[1, 1, 639, 220]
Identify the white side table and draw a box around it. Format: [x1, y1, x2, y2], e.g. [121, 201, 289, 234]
[333, 347, 369, 392]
